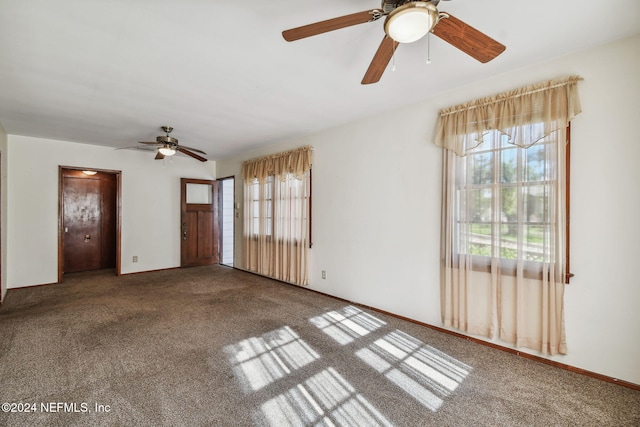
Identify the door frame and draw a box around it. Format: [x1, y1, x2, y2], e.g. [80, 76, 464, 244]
[180, 178, 219, 267]
[58, 166, 122, 283]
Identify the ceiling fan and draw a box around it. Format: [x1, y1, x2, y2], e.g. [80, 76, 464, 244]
[132, 126, 208, 162]
[282, 0, 506, 84]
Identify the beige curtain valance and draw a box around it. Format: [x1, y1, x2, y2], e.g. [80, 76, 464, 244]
[242, 146, 312, 183]
[434, 76, 583, 156]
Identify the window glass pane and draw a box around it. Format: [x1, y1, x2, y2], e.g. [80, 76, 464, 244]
[465, 188, 492, 222]
[500, 186, 517, 225]
[469, 223, 492, 256]
[524, 184, 546, 222]
[500, 148, 518, 183]
[500, 224, 518, 246]
[186, 183, 212, 204]
[470, 152, 493, 185]
[525, 143, 547, 182]
[500, 246, 517, 260]
[524, 225, 546, 262]
[470, 223, 491, 238]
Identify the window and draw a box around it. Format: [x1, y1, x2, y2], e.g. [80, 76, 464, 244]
[242, 146, 312, 285]
[247, 173, 311, 244]
[249, 176, 273, 237]
[455, 126, 571, 281]
[436, 77, 582, 355]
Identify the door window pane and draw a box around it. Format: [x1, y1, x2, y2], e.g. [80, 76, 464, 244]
[186, 183, 212, 204]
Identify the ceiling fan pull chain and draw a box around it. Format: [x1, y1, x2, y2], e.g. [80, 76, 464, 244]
[426, 32, 432, 64]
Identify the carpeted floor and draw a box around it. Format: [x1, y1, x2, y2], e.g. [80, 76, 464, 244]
[0, 265, 638, 426]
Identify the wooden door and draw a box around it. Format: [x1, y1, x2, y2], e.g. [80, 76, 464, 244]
[63, 176, 102, 272]
[62, 170, 117, 274]
[181, 178, 219, 267]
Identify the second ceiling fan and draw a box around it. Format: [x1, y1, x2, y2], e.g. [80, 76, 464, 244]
[282, 0, 506, 84]
[137, 126, 207, 162]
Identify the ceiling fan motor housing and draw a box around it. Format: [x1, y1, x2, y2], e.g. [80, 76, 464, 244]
[382, 0, 440, 14]
[156, 135, 178, 146]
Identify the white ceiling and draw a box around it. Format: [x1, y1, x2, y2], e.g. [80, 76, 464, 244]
[1, 0, 639, 161]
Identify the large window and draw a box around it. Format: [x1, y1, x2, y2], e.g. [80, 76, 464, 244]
[242, 146, 312, 285]
[456, 126, 570, 279]
[247, 173, 310, 244]
[436, 76, 582, 355]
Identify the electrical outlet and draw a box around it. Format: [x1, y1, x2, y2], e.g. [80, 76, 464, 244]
[132, 256, 138, 263]
[322, 270, 326, 279]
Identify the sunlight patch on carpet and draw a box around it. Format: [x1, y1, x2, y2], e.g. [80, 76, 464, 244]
[254, 367, 392, 427]
[309, 306, 386, 345]
[355, 330, 472, 412]
[225, 326, 320, 392]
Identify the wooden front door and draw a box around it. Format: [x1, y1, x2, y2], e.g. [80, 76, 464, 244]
[62, 169, 117, 273]
[181, 178, 219, 267]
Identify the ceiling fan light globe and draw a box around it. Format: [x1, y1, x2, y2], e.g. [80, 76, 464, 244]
[159, 146, 176, 156]
[385, 2, 437, 44]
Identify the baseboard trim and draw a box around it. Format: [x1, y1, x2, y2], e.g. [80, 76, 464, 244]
[120, 266, 181, 276]
[365, 305, 640, 392]
[235, 267, 640, 392]
[6, 281, 58, 291]
[4, 267, 180, 293]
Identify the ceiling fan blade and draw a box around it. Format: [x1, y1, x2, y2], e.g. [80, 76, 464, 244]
[361, 36, 399, 85]
[432, 13, 505, 63]
[138, 141, 162, 145]
[179, 145, 207, 155]
[155, 151, 165, 160]
[283, 9, 382, 42]
[177, 147, 208, 162]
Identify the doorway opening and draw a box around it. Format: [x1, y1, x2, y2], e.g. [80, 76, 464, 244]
[58, 167, 121, 282]
[219, 176, 235, 267]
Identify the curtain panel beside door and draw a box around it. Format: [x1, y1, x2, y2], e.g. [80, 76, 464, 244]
[242, 146, 312, 285]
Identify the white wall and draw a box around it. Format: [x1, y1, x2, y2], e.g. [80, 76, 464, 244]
[217, 34, 640, 385]
[0, 121, 7, 302]
[6, 135, 215, 288]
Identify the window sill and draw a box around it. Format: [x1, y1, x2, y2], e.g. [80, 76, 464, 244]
[452, 255, 572, 284]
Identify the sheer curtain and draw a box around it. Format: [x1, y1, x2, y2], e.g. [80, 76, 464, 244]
[436, 76, 582, 355]
[242, 146, 312, 285]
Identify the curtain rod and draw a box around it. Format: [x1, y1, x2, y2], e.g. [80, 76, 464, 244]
[439, 76, 583, 117]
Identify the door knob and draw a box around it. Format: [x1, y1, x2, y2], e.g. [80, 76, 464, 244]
[84, 234, 91, 242]
[183, 229, 187, 241]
